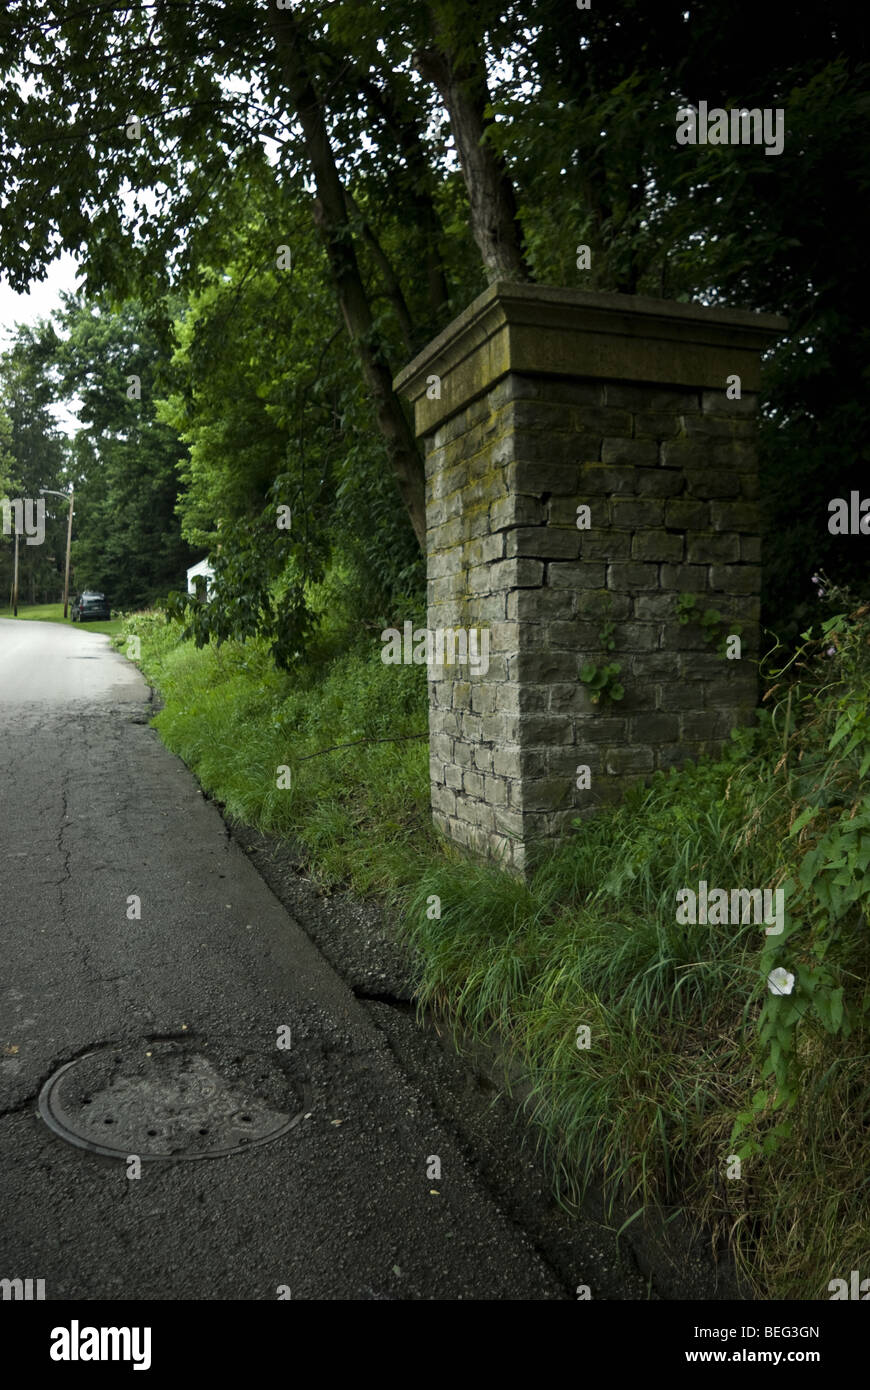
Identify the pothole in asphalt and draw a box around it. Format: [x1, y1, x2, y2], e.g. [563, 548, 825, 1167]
[38, 1036, 306, 1161]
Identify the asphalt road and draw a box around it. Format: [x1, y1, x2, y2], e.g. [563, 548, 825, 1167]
[0, 617, 565, 1300]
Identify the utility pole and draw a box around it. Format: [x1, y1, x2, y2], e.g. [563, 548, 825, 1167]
[12, 527, 19, 617]
[40, 486, 74, 619]
[62, 486, 74, 619]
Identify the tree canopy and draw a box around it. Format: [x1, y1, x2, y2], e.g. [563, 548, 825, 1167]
[0, 1, 867, 647]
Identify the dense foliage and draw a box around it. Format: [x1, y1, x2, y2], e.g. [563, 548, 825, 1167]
[0, 328, 68, 604]
[0, 3, 867, 642]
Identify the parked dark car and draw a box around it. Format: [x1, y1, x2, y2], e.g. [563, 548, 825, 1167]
[71, 591, 111, 622]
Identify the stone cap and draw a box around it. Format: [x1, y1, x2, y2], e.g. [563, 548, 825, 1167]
[394, 281, 788, 437]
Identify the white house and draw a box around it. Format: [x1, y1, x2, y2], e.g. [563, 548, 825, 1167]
[186, 557, 215, 597]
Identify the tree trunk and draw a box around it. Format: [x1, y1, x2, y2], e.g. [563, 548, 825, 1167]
[416, 8, 530, 284]
[353, 72, 451, 327]
[267, 5, 427, 549]
[344, 188, 415, 355]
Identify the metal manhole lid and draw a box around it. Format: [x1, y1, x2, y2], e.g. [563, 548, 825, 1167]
[38, 1036, 306, 1161]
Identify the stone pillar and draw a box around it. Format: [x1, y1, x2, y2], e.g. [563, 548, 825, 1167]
[394, 283, 786, 873]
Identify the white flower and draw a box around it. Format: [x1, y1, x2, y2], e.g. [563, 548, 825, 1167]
[767, 967, 795, 996]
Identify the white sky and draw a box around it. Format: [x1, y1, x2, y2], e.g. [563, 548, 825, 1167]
[0, 65, 82, 429]
[0, 249, 80, 343]
[0, 251, 84, 435]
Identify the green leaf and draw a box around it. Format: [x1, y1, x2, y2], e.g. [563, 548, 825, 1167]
[789, 804, 817, 838]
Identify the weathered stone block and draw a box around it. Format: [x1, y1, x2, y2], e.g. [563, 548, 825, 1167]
[656, 683, 705, 711]
[549, 620, 606, 648]
[473, 592, 508, 622]
[474, 745, 494, 772]
[686, 533, 740, 564]
[463, 769, 485, 798]
[507, 427, 591, 467]
[705, 674, 757, 707]
[604, 383, 700, 413]
[709, 500, 761, 531]
[710, 564, 762, 595]
[505, 527, 582, 560]
[496, 376, 603, 409]
[681, 710, 731, 740]
[509, 587, 575, 620]
[549, 561, 607, 589]
[601, 437, 659, 466]
[631, 652, 682, 678]
[677, 652, 727, 680]
[470, 685, 497, 716]
[570, 406, 633, 436]
[684, 470, 741, 499]
[521, 777, 574, 812]
[428, 518, 464, 551]
[710, 440, 758, 471]
[607, 561, 660, 591]
[490, 494, 545, 531]
[470, 558, 527, 591]
[701, 389, 758, 416]
[575, 464, 635, 497]
[631, 532, 684, 563]
[510, 460, 579, 495]
[518, 713, 576, 745]
[547, 683, 597, 716]
[633, 412, 682, 438]
[573, 716, 627, 742]
[660, 440, 713, 469]
[579, 532, 633, 561]
[431, 784, 457, 817]
[629, 712, 680, 742]
[683, 415, 757, 439]
[430, 731, 454, 761]
[671, 625, 715, 651]
[634, 469, 685, 497]
[576, 591, 633, 621]
[515, 650, 579, 684]
[494, 684, 522, 714]
[610, 498, 665, 529]
[659, 563, 710, 591]
[603, 747, 655, 775]
[481, 713, 522, 744]
[497, 399, 576, 434]
[432, 709, 461, 737]
[724, 595, 761, 626]
[618, 621, 660, 652]
[664, 499, 710, 529]
[465, 533, 505, 567]
[633, 593, 679, 621]
[483, 774, 509, 806]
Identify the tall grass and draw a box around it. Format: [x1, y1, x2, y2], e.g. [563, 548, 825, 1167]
[122, 609, 434, 895]
[402, 599, 870, 1299]
[123, 603, 870, 1298]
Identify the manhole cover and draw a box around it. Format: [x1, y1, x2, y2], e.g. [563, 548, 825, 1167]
[38, 1036, 306, 1160]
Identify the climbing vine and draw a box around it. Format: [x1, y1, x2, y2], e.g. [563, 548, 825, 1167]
[579, 618, 625, 705]
[731, 588, 870, 1157]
